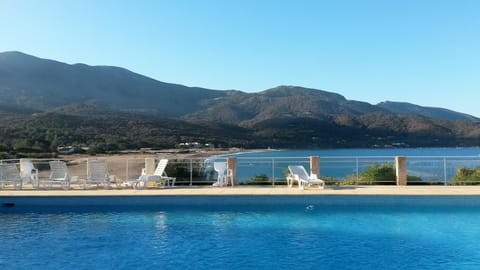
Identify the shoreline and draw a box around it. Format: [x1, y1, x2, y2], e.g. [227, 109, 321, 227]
[203, 148, 277, 162]
[53, 148, 273, 182]
[66, 148, 273, 159]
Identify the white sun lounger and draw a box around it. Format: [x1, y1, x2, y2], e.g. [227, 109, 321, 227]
[84, 160, 116, 189]
[132, 159, 176, 189]
[0, 163, 23, 190]
[37, 160, 74, 190]
[287, 165, 325, 189]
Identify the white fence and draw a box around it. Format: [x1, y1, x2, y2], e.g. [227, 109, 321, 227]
[2, 155, 480, 188]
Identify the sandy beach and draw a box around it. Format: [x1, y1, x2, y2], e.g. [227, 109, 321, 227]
[54, 148, 251, 182]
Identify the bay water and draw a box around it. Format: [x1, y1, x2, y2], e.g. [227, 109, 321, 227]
[218, 147, 480, 184]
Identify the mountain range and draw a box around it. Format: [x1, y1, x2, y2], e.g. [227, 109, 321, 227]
[1, 51, 479, 153]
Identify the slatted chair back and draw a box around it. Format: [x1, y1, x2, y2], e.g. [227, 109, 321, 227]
[88, 160, 109, 183]
[85, 159, 115, 189]
[0, 163, 23, 189]
[49, 161, 69, 181]
[153, 159, 169, 177]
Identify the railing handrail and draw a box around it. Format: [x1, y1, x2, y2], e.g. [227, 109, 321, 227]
[234, 155, 480, 159]
[2, 155, 480, 187]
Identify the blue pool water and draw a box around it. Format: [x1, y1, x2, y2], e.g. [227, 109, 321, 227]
[2, 196, 480, 270]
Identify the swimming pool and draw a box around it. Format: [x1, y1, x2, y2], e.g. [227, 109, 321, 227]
[1, 196, 480, 269]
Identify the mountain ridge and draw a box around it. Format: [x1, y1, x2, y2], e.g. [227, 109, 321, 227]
[0, 51, 226, 116]
[377, 101, 479, 122]
[2, 51, 478, 120]
[1, 51, 479, 153]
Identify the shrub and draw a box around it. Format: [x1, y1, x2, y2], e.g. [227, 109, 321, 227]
[242, 174, 275, 185]
[358, 163, 396, 185]
[341, 163, 423, 185]
[451, 167, 480, 185]
[0, 152, 10, 159]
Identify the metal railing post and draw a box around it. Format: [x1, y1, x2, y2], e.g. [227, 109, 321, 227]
[272, 158, 275, 186]
[190, 159, 193, 186]
[126, 158, 129, 182]
[356, 157, 359, 185]
[443, 157, 447, 186]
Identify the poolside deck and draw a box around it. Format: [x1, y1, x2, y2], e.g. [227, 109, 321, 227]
[2, 185, 480, 197]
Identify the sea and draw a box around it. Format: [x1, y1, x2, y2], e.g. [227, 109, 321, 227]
[234, 147, 480, 158]
[216, 147, 480, 184]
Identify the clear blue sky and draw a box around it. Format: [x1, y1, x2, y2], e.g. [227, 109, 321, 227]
[1, 0, 479, 116]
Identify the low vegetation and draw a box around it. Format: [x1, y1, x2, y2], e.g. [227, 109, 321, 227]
[241, 174, 274, 185]
[451, 167, 480, 185]
[338, 163, 423, 185]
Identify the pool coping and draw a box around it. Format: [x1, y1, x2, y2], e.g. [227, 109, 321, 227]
[3, 185, 480, 197]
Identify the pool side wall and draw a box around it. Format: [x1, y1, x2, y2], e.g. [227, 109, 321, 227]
[3, 195, 480, 212]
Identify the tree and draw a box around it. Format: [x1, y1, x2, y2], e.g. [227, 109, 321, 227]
[12, 139, 33, 153]
[0, 142, 10, 152]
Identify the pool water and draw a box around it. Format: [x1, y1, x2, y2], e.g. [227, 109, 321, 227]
[1, 202, 480, 269]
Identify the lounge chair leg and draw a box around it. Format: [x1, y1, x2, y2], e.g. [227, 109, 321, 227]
[298, 181, 304, 190]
